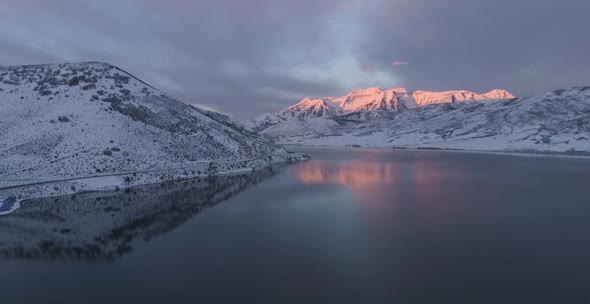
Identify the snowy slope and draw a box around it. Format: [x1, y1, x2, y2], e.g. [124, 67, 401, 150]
[254, 87, 590, 153]
[0, 62, 305, 202]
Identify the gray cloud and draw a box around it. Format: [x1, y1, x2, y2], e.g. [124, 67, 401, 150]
[1, 0, 589, 118]
[359, 0, 590, 96]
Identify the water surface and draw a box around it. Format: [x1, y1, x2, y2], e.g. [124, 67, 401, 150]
[1, 148, 590, 303]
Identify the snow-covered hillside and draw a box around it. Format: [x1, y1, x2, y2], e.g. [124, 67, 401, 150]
[0, 62, 305, 208]
[251, 86, 590, 153]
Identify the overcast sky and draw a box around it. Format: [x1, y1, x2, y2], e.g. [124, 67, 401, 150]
[1, 0, 589, 118]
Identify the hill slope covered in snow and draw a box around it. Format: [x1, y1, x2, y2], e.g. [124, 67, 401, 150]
[0, 62, 303, 206]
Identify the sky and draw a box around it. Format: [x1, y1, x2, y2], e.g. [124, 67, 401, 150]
[1, 0, 589, 119]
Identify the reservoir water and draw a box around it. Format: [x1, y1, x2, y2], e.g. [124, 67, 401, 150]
[1, 147, 590, 303]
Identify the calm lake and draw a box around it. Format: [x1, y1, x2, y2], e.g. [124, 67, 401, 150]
[1, 147, 590, 303]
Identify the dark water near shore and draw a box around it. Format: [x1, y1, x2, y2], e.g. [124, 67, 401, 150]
[1, 147, 590, 303]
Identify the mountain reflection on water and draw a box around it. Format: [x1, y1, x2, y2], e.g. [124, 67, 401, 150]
[0, 169, 280, 261]
[288, 151, 468, 209]
[290, 160, 397, 188]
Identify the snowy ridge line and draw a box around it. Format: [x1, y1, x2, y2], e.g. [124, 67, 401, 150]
[111, 65, 163, 94]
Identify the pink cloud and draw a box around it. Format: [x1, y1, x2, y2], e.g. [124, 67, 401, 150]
[392, 61, 409, 66]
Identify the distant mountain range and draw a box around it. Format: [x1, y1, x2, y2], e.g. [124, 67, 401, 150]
[249, 87, 515, 131]
[0, 62, 304, 206]
[248, 87, 590, 152]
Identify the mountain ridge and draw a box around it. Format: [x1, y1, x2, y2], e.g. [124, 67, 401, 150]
[249, 87, 516, 131]
[249, 86, 590, 153]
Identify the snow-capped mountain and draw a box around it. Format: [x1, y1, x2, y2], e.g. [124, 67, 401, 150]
[413, 89, 516, 106]
[0, 62, 304, 204]
[278, 98, 342, 120]
[248, 87, 515, 131]
[250, 86, 590, 152]
[334, 87, 415, 112]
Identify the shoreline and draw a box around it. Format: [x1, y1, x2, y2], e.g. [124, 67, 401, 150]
[284, 144, 590, 159]
[0, 153, 310, 216]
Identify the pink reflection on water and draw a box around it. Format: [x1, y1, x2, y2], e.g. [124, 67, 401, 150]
[289, 160, 401, 208]
[289, 153, 470, 218]
[290, 160, 396, 189]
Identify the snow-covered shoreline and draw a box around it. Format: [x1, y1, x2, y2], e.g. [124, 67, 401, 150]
[284, 144, 590, 159]
[0, 152, 309, 216]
